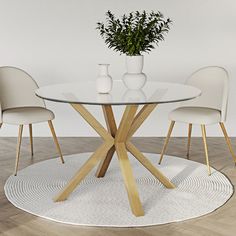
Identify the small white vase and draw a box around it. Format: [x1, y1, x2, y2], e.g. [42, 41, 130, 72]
[123, 55, 147, 90]
[96, 64, 113, 94]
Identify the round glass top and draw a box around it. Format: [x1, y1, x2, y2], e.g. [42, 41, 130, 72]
[35, 81, 201, 105]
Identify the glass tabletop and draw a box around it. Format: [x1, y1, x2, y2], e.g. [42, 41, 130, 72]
[35, 81, 201, 105]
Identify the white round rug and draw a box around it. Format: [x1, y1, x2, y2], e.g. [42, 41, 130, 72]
[4, 152, 233, 227]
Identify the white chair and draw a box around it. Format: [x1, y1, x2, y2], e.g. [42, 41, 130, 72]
[0, 66, 64, 175]
[158, 66, 236, 175]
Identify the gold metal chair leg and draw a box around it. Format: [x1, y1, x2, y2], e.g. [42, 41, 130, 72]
[14, 125, 24, 176]
[187, 123, 192, 159]
[158, 121, 175, 164]
[48, 120, 65, 164]
[219, 122, 236, 163]
[201, 125, 211, 176]
[29, 124, 33, 156]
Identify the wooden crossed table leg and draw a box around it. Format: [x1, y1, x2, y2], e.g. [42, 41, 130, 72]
[54, 103, 175, 217]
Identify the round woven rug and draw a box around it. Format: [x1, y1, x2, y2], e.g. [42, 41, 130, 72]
[4, 152, 233, 227]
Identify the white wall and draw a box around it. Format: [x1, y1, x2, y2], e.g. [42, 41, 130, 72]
[0, 0, 235, 137]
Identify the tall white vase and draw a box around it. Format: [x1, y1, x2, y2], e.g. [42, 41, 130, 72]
[96, 64, 113, 94]
[123, 55, 147, 90]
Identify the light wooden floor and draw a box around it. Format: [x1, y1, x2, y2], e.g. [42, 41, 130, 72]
[0, 137, 236, 236]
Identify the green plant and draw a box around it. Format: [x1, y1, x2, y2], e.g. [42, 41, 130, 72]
[97, 10, 171, 56]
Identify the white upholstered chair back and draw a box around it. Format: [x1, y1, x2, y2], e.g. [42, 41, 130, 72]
[0, 66, 45, 112]
[182, 66, 229, 122]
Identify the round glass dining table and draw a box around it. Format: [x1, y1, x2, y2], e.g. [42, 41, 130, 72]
[35, 81, 201, 217]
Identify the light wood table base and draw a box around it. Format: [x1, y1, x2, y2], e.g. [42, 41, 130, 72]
[54, 103, 175, 217]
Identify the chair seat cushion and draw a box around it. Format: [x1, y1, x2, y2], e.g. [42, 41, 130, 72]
[2, 107, 54, 125]
[169, 107, 221, 125]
